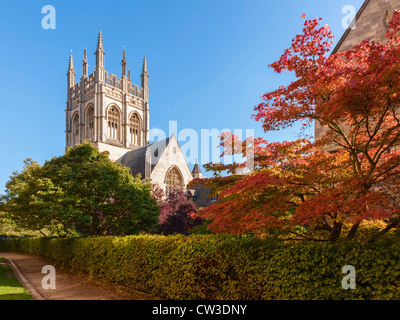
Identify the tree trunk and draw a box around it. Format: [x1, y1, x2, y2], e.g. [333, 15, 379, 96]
[328, 221, 342, 242]
[346, 222, 360, 240]
[370, 218, 400, 242]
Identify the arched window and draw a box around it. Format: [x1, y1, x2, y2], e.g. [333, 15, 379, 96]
[72, 113, 80, 146]
[129, 113, 141, 146]
[86, 105, 94, 141]
[165, 167, 183, 197]
[108, 106, 120, 140]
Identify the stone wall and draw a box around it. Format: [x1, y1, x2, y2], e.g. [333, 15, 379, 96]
[150, 135, 193, 191]
[94, 141, 130, 161]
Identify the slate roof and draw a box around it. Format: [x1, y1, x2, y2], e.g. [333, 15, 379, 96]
[192, 161, 202, 174]
[119, 137, 170, 179]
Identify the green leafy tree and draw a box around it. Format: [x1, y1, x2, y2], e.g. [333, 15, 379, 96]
[1, 143, 160, 236]
[0, 159, 66, 236]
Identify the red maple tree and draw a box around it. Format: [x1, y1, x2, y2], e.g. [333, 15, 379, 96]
[190, 11, 400, 241]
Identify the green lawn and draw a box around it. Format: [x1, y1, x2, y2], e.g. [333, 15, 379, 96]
[0, 257, 33, 300]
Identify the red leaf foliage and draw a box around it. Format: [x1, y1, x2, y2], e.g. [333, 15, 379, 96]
[190, 12, 400, 241]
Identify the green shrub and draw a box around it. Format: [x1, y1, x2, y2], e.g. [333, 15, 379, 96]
[1, 234, 400, 300]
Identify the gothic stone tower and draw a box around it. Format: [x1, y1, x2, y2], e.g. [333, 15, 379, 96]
[65, 30, 150, 160]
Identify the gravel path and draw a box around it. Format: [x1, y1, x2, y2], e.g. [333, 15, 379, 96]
[0, 252, 158, 300]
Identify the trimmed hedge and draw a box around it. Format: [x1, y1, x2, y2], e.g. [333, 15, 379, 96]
[1, 234, 400, 299]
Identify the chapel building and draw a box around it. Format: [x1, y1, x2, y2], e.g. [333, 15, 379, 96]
[65, 30, 201, 195]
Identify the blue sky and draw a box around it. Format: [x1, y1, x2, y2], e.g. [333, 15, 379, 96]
[0, 0, 364, 192]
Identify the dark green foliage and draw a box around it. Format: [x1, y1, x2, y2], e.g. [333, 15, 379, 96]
[1, 234, 400, 300]
[1, 143, 160, 236]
